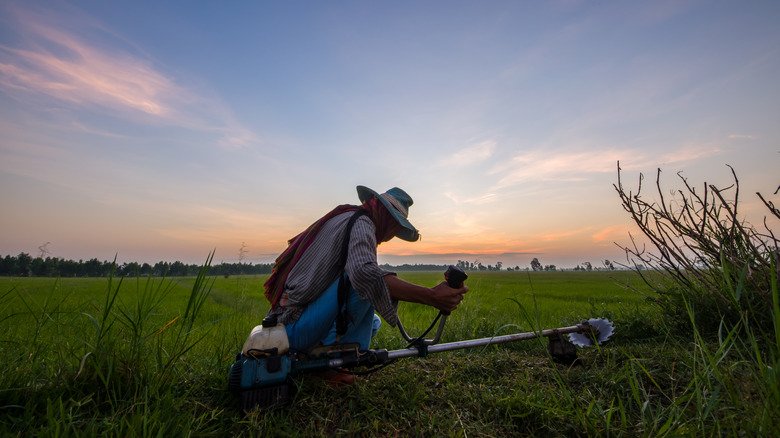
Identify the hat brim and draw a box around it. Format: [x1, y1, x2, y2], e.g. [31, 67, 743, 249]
[357, 185, 419, 242]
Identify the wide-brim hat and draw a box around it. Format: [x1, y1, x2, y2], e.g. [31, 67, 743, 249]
[356, 185, 420, 242]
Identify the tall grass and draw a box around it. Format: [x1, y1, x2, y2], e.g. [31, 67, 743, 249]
[611, 164, 780, 435]
[0, 253, 219, 436]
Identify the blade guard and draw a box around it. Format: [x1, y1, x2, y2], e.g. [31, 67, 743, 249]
[569, 318, 614, 347]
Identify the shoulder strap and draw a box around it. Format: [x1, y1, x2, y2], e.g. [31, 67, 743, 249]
[336, 209, 369, 335]
[338, 209, 368, 268]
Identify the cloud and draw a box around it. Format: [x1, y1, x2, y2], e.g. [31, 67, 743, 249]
[537, 226, 593, 242]
[439, 140, 496, 168]
[489, 143, 725, 191]
[444, 191, 498, 206]
[0, 3, 258, 149]
[0, 19, 181, 117]
[728, 134, 756, 140]
[591, 224, 630, 243]
[655, 143, 723, 166]
[490, 149, 624, 189]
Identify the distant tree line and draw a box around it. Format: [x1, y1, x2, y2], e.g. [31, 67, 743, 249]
[1, 253, 615, 277]
[452, 260, 508, 271]
[379, 263, 452, 272]
[1, 253, 467, 278]
[0, 253, 274, 278]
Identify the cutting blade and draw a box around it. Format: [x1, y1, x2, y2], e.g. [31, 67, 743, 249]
[568, 318, 614, 347]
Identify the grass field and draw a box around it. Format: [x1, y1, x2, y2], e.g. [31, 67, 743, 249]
[1, 269, 777, 436]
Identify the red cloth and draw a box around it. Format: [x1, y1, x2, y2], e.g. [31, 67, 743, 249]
[363, 197, 403, 244]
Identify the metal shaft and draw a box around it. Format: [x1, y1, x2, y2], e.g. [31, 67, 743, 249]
[327, 323, 591, 368]
[387, 324, 586, 360]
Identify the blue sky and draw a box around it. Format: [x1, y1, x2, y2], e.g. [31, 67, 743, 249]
[1, 0, 779, 269]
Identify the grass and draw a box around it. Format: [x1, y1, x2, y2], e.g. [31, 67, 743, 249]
[1, 268, 778, 436]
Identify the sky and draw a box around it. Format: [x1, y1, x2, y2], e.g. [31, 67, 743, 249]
[1, 1, 779, 270]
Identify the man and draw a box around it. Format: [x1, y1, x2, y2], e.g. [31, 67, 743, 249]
[264, 185, 468, 357]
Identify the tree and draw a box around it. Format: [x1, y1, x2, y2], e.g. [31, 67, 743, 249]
[169, 261, 188, 276]
[153, 261, 169, 276]
[30, 257, 47, 276]
[122, 262, 140, 276]
[530, 258, 542, 271]
[82, 258, 104, 277]
[0, 255, 13, 275]
[59, 259, 79, 277]
[16, 252, 33, 276]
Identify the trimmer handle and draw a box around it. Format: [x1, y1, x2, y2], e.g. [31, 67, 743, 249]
[445, 265, 467, 288]
[397, 265, 468, 345]
[441, 266, 467, 316]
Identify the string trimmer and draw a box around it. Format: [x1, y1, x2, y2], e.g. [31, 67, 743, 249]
[228, 266, 614, 411]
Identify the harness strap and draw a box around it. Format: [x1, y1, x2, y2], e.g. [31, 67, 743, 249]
[336, 209, 369, 335]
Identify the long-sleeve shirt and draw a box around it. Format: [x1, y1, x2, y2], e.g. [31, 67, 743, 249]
[266, 211, 400, 327]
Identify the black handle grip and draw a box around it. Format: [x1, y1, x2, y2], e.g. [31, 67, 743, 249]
[445, 265, 468, 289]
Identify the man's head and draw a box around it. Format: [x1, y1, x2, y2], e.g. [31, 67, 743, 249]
[357, 186, 419, 242]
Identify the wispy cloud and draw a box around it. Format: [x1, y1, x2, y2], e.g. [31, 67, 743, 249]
[591, 224, 630, 243]
[648, 143, 723, 168]
[728, 134, 756, 140]
[443, 191, 498, 206]
[489, 143, 724, 191]
[0, 12, 181, 117]
[0, 3, 258, 149]
[537, 226, 593, 242]
[439, 140, 496, 168]
[490, 149, 623, 189]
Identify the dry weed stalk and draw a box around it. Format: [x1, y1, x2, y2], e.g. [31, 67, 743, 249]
[614, 162, 779, 333]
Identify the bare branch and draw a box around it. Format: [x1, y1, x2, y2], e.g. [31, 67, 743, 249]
[613, 163, 779, 332]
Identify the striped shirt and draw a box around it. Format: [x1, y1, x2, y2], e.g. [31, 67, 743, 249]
[266, 211, 400, 327]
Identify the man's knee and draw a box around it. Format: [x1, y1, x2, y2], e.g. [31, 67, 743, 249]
[371, 313, 382, 339]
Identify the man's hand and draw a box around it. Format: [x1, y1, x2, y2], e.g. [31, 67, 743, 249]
[385, 274, 468, 313]
[429, 281, 468, 313]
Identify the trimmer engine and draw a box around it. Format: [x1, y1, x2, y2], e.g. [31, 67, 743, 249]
[228, 340, 388, 411]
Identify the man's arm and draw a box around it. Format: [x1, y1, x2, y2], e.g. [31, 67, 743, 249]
[384, 274, 468, 313]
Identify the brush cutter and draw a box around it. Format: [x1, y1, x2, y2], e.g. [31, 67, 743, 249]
[228, 266, 614, 411]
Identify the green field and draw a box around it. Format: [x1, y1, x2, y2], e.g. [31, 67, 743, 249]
[0, 270, 776, 436]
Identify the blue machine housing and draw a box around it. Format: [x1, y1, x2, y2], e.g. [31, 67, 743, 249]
[229, 353, 294, 411]
[239, 354, 291, 389]
[227, 348, 367, 411]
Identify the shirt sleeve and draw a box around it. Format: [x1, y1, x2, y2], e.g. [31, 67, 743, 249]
[345, 216, 400, 326]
